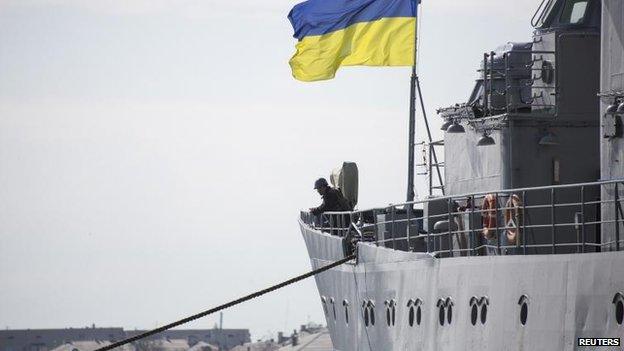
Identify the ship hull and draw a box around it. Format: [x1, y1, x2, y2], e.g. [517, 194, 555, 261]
[301, 222, 624, 351]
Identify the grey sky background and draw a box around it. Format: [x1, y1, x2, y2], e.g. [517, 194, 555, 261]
[1, 0, 539, 341]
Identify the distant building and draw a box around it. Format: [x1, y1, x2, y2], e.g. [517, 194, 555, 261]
[0, 328, 249, 351]
[228, 341, 280, 351]
[49, 341, 134, 351]
[0, 328, 126, 351]
[126, 329, 249, 350]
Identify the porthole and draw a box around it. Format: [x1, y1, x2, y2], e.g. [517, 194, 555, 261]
[470, 304, 478, 326]
[437, 297, 454, 326]
[613, 293, 624, 325]
[363, 300, 376, 327]
[407, 299, 423, 327]
[480, 304, 487, 324]
[438, 305, 445, 326]
[518, 295, 529, 326]
[416, 306, 422, 325]
[439, 306, 445, 326]
[520, 303, 528, 325]
[384, 299, 396, 327]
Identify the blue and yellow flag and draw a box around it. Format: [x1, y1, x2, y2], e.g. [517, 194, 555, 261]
[288, 0, 418, 82]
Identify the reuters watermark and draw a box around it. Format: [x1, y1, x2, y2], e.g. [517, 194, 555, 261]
[577, 338, 620, 347]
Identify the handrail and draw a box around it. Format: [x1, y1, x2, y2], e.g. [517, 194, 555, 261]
[309, 178, 624, 215]
[301, 179, 624, 258]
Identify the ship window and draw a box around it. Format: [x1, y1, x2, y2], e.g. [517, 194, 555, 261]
[560, 0, 588, 25]
[370, 307, 375, 326]
[616, 301, 623, 325]
[470, 305, 478, 326]
[518, 295, 529, 326]
[480, 304, 488, 324]
[408, 306, 415, 327]
[520, 303, 528, 325]
[416, 306, 422, 326]
[614, 293, 624, 325]
[438, 306, 445, 326]
[447, 305, 453, 325]
[343, 300, 349, 325]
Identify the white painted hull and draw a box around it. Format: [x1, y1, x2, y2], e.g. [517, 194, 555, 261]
[300, 221, 624, 351]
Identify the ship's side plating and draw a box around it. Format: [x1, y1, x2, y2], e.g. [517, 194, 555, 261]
[301, 223, 624, 351]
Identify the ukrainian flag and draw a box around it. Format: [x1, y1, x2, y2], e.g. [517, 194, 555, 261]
[288, 0, 418, 82]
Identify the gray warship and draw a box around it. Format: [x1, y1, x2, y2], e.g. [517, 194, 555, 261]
[299, 0, 624, 349]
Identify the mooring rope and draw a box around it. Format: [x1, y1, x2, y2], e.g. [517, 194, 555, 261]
[94, 254, 356, 351]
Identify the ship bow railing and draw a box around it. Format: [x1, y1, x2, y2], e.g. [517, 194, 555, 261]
[300, 179, 624, 257]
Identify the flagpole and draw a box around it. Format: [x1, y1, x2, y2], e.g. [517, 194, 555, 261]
[407, 0, 444, 204]
[406, 2, 418, 203]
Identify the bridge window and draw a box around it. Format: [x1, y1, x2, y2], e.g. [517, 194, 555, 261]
[560, 0, 588, 25]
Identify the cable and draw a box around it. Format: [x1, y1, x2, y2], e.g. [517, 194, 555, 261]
[94, 254, 356, 351]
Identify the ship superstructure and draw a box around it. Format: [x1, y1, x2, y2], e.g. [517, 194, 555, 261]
[299, 0, 624, 350]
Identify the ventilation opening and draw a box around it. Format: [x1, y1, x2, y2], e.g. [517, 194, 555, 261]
[386, 308, 391, 327]
[447, 305, 453, 325]
[616, 300, 624, 325]
[345, 306, 349, 325]
[364, 308, 369, 327]
[408, 307, 415, 327]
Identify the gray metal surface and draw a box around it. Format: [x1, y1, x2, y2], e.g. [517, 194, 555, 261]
[300, 223, 624, 351]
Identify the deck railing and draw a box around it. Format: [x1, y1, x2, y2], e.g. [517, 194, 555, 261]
[300, 179, 624, 257]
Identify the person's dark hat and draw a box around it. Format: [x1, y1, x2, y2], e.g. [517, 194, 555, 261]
[314, 178, 329, 189]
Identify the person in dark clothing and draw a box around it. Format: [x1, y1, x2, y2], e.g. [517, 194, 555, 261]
[310, 178, 351, 215]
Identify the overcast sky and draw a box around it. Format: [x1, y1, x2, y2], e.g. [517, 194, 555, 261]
[0, 0, 539, 341]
